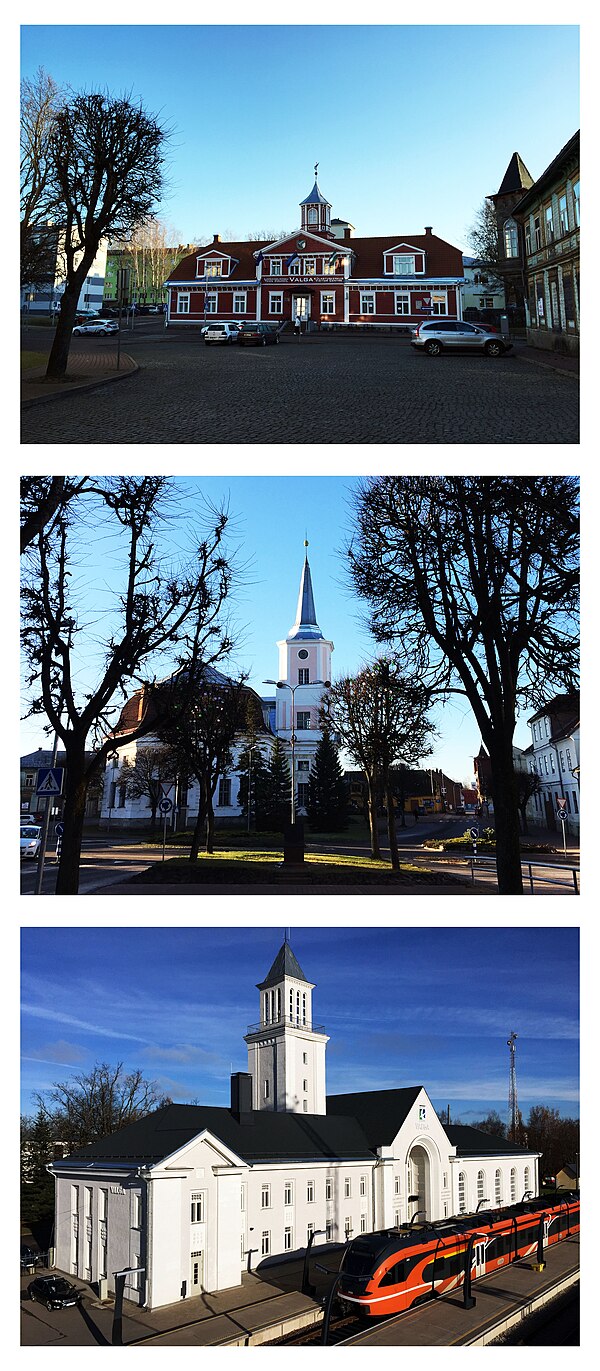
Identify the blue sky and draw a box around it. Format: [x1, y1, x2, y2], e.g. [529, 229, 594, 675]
[20, 475, 539, 783]
[21, 926, 579, 1122]
[20, 22, 579, 252]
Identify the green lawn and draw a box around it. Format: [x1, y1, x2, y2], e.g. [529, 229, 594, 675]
[128, 846, 466, 887]
[21, 351, 47, 372]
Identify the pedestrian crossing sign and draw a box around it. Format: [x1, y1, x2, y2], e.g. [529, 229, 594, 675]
[36, 767, 64, 796]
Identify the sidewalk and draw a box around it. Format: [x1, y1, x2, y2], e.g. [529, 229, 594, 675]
[21, 349, 137, 405]
[511, 339, 579, 378]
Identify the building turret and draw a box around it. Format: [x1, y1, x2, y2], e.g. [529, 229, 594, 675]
[244, 939, 329, 1113]
[300, 164, 332, 236]
[275, 543, 334, 810]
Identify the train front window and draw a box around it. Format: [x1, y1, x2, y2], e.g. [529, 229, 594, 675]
[340, 1250, 375, 1278]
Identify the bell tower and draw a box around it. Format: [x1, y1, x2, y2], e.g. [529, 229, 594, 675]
[244, 939, 329, 1114]
[275, 542, 334, 807]
[300, 164, 332, 236]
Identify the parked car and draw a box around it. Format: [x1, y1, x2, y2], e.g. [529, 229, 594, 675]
[238, 322, 279, 347]
[20, 824, 42, 860]
[72, 319, 119, 335]
[21, 1247, 39, 1271]
[28, 1276, 81, 1310]
[410, 319, 512, 357]
[204, 322, 241, 345]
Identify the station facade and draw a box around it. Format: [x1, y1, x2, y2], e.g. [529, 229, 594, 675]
[165, 170, 464, 331]
[50, 940, 541, 1310]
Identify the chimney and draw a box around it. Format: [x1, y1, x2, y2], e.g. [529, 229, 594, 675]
[231, 1072, 253, 1118]
[425, 226, 433, 236]
[344, 227, 352, 241]
[213, 233, 221, 244]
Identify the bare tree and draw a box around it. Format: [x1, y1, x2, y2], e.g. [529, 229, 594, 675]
[121, 743, 181, 831]
[20, 476, 91, 554]
[21, 478, 234, 893]
[348, 477, 579, 893]
[34, 1062, 166, 1149]
[158, 671, 249, 857]
[20, 67, 64, 286]
[324, 660, 434, 866]
[467, 198, 502, 272]
[44, 91, 169, 380]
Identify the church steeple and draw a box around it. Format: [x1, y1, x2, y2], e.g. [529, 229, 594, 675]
[244, 938, 329, 1113]
[300, 163, 332, 235]
[289, 541, 323, 640]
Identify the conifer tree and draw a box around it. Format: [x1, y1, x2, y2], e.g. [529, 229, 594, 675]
[263, 738, 292, 831]
[306, 730, 348, 831]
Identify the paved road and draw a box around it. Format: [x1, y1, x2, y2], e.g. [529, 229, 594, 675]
[21, 329, 579, 444]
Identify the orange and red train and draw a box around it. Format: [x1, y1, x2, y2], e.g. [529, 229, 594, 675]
[337, 1192, 580, 1318]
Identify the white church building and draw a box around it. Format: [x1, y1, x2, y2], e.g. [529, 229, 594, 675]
[49, 940, 540, 1311]
[100, 545, 332, 825]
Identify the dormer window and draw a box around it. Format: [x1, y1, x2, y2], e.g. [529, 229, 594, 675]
[205, 260, 223, 277]
[393, 254, 415, 275]
[198, 257, 229, 279]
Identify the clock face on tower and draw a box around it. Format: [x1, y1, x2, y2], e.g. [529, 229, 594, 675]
[298, 649, 309, 659]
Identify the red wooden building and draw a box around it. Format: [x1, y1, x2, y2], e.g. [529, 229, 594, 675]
[165, 170, 464, 331]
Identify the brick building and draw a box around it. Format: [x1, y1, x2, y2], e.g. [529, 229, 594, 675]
[165, 169, 464, 332]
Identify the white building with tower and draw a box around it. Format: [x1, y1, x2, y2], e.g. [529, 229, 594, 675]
[99, 544, 333, 825]
[49, 939, 540, 1310]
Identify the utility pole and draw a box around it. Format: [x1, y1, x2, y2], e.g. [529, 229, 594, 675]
[507, 1031, 518, 1141]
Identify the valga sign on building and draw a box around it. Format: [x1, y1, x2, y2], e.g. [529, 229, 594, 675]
[164, 167, 464, 330]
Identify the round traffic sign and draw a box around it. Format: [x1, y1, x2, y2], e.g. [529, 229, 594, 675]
[470, 826, 479, 840]
[555, 810, 567, 823]
[159, 798, 172, 814]
[55, 822, 64, 836]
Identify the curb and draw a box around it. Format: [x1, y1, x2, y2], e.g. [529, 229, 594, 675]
[512, 351, 579, 380]
[21, 357, 139, 409]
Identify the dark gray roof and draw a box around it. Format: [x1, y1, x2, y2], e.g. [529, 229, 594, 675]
[513, 132, 579, 215]
[58, 1103, 374, 1167]
[446, 1125, 537, 1156]
[327, 1087, 422, 1148]
[257, 940, 309, 990]
[495, 152, 534, 197]
[288, 555, 323, 641]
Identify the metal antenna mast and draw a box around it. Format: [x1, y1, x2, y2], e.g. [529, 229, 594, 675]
[507, 1032, 518, 1140]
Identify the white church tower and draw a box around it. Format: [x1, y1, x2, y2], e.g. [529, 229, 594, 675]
[245, 939, 329, 1114]
[275, 542, 334, 811]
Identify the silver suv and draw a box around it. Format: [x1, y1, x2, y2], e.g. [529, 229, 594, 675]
[411, 319, 512, 357]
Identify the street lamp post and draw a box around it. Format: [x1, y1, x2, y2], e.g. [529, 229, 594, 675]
[263, 678, 330, 828]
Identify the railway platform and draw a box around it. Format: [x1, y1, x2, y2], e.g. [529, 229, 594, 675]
[115, 1234, 579, 1346]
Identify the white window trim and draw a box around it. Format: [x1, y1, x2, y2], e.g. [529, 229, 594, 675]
[269, 292, 283, 314]
[392, 254, 416, 276]
[233, 293, 247, 314]
[204, 294, 218, 314]
[394, 291, 410, 315]
[360, 292, 376, 314]
[320, 292, 335, 314]
[177, 292, 190, 314]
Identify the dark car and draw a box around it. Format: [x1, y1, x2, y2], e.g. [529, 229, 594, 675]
[21, 1246, 39, 1270]
[238, 322, 279, 347]
[28, 1275, 81, 1310]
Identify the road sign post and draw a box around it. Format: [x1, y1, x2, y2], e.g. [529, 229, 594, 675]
[33, 768, 64, 895]
[555, 803, 568, 855]
[159, 797, 173, 861]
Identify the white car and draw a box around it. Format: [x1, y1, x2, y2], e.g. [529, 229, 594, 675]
[20, 825, 42, 860]
[204, 322, 241, 345]
[72, 320, 119, 335]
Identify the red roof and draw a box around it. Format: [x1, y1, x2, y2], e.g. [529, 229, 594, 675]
[167, 231, 463, 285]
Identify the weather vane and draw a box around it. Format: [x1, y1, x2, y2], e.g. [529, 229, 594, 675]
[314, 162, 319, 179]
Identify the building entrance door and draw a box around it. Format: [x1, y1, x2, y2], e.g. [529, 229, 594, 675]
[190, 1250, 204, 1292]
[292, 295, 311, 322]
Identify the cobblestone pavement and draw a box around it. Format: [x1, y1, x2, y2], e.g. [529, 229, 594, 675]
[21, 331, 580, 444]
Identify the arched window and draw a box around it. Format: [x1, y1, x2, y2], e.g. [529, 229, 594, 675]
[477, 1170, 486, 1203]
[503, 218, 519, 258]
[510, 1168, 517, 1201]
[495, 1169, 502, 1205]
[308, 207, 317, 224]
[524, 1165, 531, 1195]
[458, 1172, 467, 1213]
